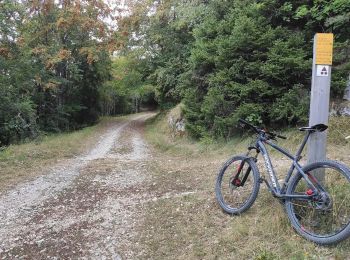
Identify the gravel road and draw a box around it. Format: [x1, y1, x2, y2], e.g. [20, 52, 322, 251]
[0, 113, 155, 259]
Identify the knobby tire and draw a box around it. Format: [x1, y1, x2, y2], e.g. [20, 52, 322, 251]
[215, 155, 260, 215]
[285, 160, 350, 245]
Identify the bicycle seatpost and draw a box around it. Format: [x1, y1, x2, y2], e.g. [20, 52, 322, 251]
[295, 131, 312, 159]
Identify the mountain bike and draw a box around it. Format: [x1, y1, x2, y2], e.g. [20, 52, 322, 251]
[215, 118, 350, 245]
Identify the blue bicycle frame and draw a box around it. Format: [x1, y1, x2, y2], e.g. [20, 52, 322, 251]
[254, 131, 321, 200]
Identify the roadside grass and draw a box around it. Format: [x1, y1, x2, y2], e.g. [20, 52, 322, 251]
[142, 113, 350, 259]
[0, 116, 125, 192]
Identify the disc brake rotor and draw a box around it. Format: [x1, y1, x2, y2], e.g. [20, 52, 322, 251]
[310, 192, 332, 211]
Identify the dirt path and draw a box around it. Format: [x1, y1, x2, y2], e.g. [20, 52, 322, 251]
[0, 113, 156, 259]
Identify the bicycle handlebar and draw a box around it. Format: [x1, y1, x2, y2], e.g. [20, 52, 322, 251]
[238, 118, 259, 133]
[238, 118, 287, 140]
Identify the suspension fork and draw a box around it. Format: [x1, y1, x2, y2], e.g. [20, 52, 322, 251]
[233, 148, 259, 186]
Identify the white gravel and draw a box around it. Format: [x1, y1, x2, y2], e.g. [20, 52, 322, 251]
[0, 113, 155, 259]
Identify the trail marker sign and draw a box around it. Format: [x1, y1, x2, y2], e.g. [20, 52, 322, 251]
[316, 65, 329, 77]
[307, 33, 334, 168]
[315, 33, 333, 65]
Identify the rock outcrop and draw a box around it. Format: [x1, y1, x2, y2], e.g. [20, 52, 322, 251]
[167, 104, 186, 137]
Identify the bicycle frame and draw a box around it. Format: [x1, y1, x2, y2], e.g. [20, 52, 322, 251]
[252, 131, 320, 200]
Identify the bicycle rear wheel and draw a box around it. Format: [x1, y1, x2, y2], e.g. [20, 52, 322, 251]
[285, 160, 350, 244]
[215, 155, 260, 214]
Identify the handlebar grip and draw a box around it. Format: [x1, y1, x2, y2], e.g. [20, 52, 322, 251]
[238, 118, 254, 128]
[238, 118, 259, 134]
[238, 118, 286, 139]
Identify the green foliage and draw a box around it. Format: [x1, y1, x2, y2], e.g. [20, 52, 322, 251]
[99, 54, 156, 115]
[120, 0, 208, 108]
[21, 1, 113, 131]
[256, 249, 278, 260]
[2, 0, 350, 144]
[0, 0, 38, 145]
[139, 84, 157, 107]
[0, 1, 116, 145]
[270, 85, 309, 125]
[180, 1, 308, 138]
[0, 92, 37, 145]
[180, 0, 349, 139]
[122, 0, 348, 139]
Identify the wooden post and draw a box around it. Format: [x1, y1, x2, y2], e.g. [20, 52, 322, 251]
[307, 33, 334, 175]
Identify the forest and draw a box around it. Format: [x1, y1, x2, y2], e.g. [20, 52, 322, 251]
[1, 0, 349, 146]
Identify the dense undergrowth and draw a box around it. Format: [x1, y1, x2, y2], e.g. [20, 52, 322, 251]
[123, 0, 350, 140]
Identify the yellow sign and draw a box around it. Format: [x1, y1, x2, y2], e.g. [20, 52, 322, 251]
[315, 33, 334, 65]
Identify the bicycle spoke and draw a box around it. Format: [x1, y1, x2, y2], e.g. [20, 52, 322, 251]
[216, 156, 260, 214]
[218, 119, 350, 244]
[288, 164, 350, 239]
[290, 202, 315, 210]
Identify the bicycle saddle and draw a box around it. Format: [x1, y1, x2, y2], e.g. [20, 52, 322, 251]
[299, 124, 328, 132]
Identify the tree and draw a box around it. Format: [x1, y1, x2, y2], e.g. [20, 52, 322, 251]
[21, 0, 114, 131]
[0, 0, 37, 145]
[118, 0, 208, 108]
[182, 0, 349, 139]
[0, 0, 118, 145]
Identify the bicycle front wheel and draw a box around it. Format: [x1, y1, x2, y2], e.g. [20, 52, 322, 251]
[285, 160, 350, 245]
[215, 155, 260, 215]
